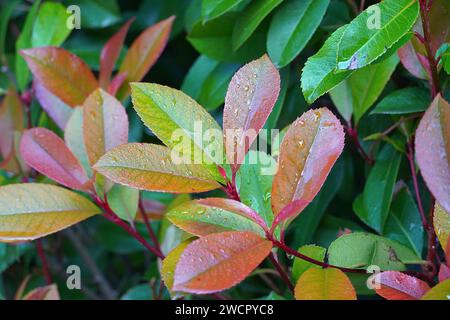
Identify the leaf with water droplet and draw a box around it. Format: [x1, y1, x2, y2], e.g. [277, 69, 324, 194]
[372, 271, 430, 300]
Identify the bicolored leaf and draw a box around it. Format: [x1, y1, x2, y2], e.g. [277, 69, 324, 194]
[172, 231, 272, 294]
[64, 107, 92, 176]
[301, 25, 352, 104]
[439, 264, 450, 282]
[167, 198, 266, 237]
[271, 108, 344, 227]
[22, 284, 60, 300]
[20, 47, 98, 107]
[433, 202, 450, 250]
[267, 0, 330, 68]
[0, 88, 24, 159]
[231, 0, 282, 51]
[20, 128, 91, 192]
[117, 17, 174, 99]
[223, 55, 280, 174]
[294, 268, 356, 300]
[130, 83, 224, 181]
[328, 233, 421, 271]
[415, 95, 450, 214]
[292, 245, 326, 282]
[371, 271, 430, 300]
[421, 279, 450, 300]
[34, 81, 73, 130]
[0, 183, 100, 242]
[99, 18, 134, 89]
[94, 143, 221, 193]
[83, 88, 128, 166]
[162, 240, 193, 292]
[398, 41, 428, 80]
[337, 0, 419, 70]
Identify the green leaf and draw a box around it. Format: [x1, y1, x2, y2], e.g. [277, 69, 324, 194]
[267, 0, 330, 67]
[0, 243, 31, 273]
[384, 187, 424, 257]
[331, 54, 399, 124]
[371, 87, 431, 115]
[437, 43, 450, 74]
[201, 0, 246, 21]
[292, 245, 326, 282]
[64, 0, 120, 29]
[0, 0, 20, 57]
[167, 198, 266, 237]
[0, 183, 100, 242]
[301, 25, 353, 104]
[421, 279, 450, 300]
[237, 151, 276, 227]
[130, 83, 224, 181]
[337, 0, 419, 70]
[353, 144, 401, 233]
[121, 284, 153, 300]
[181, 55, 239, 111]
[31, 2, 72, 47]
[15, 0, 41, 91]
[232, 0, 282, 51]
[187, 12, 267, 62]
[328, 232, 422, 271]
[108, 184, 139, 223]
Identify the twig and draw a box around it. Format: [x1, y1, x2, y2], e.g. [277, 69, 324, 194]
[64, 229, 116, 300]
[346, 0, 359, 15]
[139, 197, 164, 258]
[345, 126, 375, 165]
[359, 0, 366, 12]
[35, 239, 52, 285]
[268, 252, 294, 293]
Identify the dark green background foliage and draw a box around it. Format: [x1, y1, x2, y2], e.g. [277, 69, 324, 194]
[0, 0, 449, 300]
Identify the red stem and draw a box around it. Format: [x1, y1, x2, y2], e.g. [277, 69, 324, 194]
[139, 198, 164, 258]
[345, 126, 374, 165]
[268, 252, 294, 293]
[36, 239, 52, 285]
[419, 0, 440, 97]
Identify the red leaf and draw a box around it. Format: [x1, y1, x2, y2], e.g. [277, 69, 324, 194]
[116, 16, 174, 99]
[83, 88, 129, 166]
[223, 55, 280, 174]
[438, 264, 450, 282]
[20, 128, 91, 192]
[20, 47, 98, 107]
[0, 88, 24, 159]
[415, 95, 450, 214]
[372, 271, 430, 300]
[271, 108, 345, 228]
[398, 41, 428, 80]
[108, 72, 127, 96]
[99, 18, 134, 89]
[173, 231, 272, 294]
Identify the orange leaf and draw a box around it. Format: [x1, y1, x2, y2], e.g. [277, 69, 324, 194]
[223, 55, 280, 174]
[415, 95, 450, 214]
[173, 231, 272, 294]
[22, 284, 60, 300]
[372, 271, 430, 300]
[294, 268, 356, 300]
[83, 88, 129, 166]
[0, 88, 24, 159]
[20, 128, 92, 192]
[20, 47, 98, 106]
[271, 107, 345, 228]
[116, 16, 174, 99]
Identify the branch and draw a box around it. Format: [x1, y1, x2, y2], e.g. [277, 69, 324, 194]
[268, 252, 294, 293]
[35, 239, 52, 285]
[345, 125, 375, 165]
[139, 197, 164, 258]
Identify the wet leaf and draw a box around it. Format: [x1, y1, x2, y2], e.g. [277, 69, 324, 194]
[131, 83, 224, 181]
[433, 202, 450, 250]
[372, 271, 430, 300]
[294, 268, 356, 300]
[224, 55, 280, 174]
[117, 17, 174, 99]
[20, 128, 91, 192]
[21, 47, 98, 107]
[0, 183, 100, 242]
[167, 198, 266, 237]
[83, 88, 128, 166]
[162, 240, 193, 292]
[94, 143, 221, 193]
[415, 95, 450, 214]
[271, 108, 345, 228]
[172, 231, 272, 294]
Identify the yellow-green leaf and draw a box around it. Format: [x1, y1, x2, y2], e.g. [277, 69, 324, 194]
[434, 202, 450, 250]
[421, 279, 450, 300]
[162, 240, 193, 292]
[0, 183, 100, 242]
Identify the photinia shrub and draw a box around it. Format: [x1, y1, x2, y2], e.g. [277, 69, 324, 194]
[0, 0, 449, 301]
